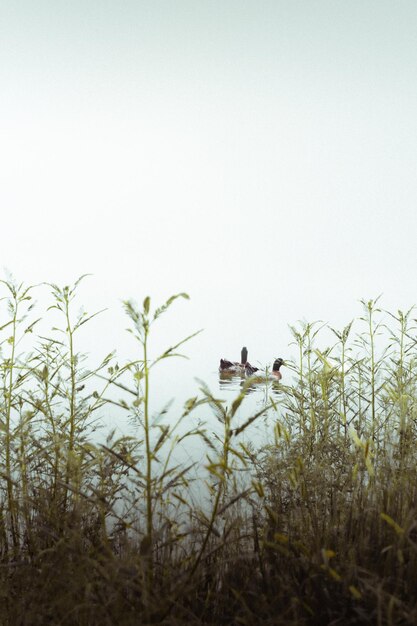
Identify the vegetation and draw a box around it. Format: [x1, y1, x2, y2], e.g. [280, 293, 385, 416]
[0, 278, 416, 625]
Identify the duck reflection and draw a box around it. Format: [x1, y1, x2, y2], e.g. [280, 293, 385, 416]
[218, 369, 246, 391]
[219, 358, 285, 395]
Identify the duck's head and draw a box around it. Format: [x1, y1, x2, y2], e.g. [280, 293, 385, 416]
[273, 358, 284, 372]
[241, 346, 248, 364]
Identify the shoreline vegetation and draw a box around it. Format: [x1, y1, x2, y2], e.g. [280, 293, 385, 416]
[0, 277, 416, 624]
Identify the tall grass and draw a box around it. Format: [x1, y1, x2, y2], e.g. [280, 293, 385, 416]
[0, 279, 416, 625]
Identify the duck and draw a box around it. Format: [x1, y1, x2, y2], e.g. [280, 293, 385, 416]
[245, 358, 284, 381]
[219, 346, 249, 374]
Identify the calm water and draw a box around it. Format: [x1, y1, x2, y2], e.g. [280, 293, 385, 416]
[97, 347, 285, 477]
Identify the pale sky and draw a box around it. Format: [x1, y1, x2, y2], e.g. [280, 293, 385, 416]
[2, 1, 417, 374]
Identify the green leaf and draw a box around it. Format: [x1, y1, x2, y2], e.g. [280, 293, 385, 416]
[153, 292, 189, 321]
[380, 513, 404, 535]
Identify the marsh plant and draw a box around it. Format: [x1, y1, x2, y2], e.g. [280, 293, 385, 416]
[0, 279, 416, 625]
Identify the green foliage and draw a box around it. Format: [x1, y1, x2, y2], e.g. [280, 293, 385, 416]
[0, 279, 416, 624]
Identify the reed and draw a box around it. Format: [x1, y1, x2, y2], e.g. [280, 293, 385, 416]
[0, 276, 416, 624]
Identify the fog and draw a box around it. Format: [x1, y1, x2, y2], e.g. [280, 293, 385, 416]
[2, 1, 417, 410]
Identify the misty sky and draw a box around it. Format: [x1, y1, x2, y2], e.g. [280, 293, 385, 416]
[2, 1, 417, 371]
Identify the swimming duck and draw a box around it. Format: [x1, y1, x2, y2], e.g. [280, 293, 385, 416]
[245, 358, 284, 380]
[219, 346, 249, 374]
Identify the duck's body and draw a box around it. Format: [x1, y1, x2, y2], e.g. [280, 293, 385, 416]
[244, 362, 259, 376]
[246, 358, 284, 381]
[219, 347, 249, 374]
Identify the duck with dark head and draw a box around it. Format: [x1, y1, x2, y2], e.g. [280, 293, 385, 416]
[272, 358, 284, 380]
[245, 357, 284, 380]
[219, 346, 249, 374]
